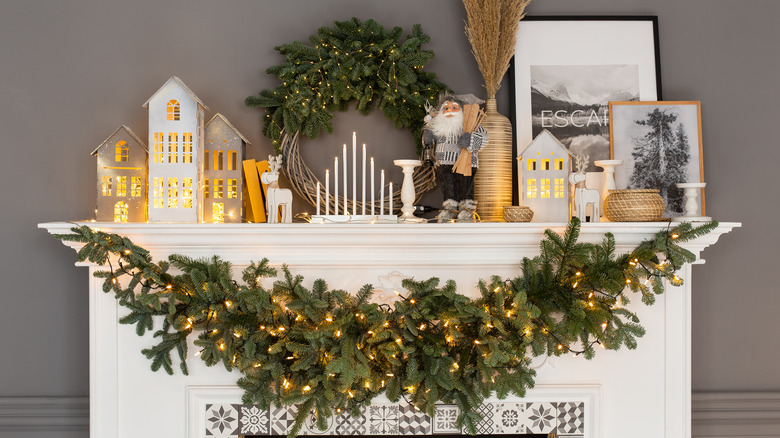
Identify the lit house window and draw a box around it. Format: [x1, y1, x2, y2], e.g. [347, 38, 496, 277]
[541, 178, 551, 198]
[554, 178, 565, 198]
[527, 159, 536, 171]
[131, 177, 143, 197]
[228, 151, 237, 171]
[167, 100, 180, 121]
[154, 133, 164, 163]
[227, 179, 238, 199]
[204, 178, 210, 199]
[114, 202, 128, 223]
[542, 159, 550, 171]
[555, 158, 565, 171]
[168, 178, 178, 208]
[213, 179, 223, 199]
[115, 141, 129, 162]
[214, 151, 223, 171]
[182, 178, 193, 208]
[168, 133, 179, 163]
[182, 133, 193, 163]
[153, 178, 164, 208]
[526, 179, 537, 199]
[102, 176, 112, 196]
[116, 176, 127, 197]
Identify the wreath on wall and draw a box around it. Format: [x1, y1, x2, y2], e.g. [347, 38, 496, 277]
[244, 18, 448, 210]
[54, 219, 717, 437]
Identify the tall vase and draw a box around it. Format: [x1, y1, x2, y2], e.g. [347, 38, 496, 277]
[474, 98, 513, 222]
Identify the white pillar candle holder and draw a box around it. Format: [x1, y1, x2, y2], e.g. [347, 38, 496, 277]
[672, 182, 710, 222]
[393, 159, 424, 223]
[594, 159, 623, 221]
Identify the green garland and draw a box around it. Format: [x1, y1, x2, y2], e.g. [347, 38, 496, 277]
[244, 17, 447, 154]
[54, 219, 717, 437]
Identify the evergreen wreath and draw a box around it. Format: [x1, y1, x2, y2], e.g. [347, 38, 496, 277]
[244, 18, 448, 209]
[54, 219, 716, 437]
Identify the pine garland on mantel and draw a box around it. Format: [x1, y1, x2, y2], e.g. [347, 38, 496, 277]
[54, 219, 716, 437]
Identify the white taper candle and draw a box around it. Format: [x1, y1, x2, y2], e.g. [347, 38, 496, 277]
[334, 157, 339, 215]
[362, 144, 366, 215]
[316, 181, 320, 216]
[343, 144, 347, 214]
[325, 169, 330, 215]
[371, 158, 375, 215]
[380, 169, 385, 215]
[389, 182, 393, 214]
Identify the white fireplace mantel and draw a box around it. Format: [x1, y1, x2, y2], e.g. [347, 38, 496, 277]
[40, 221, 739, 438]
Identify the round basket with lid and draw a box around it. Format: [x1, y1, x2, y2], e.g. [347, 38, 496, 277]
[603, 189, 665, 222]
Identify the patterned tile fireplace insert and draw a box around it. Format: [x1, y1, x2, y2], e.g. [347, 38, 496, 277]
[203, 400, 585, 438]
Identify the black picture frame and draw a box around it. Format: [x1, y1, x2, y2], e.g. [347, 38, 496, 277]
[509, 16, 662, 203]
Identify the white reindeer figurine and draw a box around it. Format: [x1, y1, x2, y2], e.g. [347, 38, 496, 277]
[260, 155, 293, 224]
[568, 155, 601, 223]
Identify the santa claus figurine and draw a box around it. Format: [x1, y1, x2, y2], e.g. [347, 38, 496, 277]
[422, 94, 488, 222]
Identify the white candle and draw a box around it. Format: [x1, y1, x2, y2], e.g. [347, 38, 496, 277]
[389, 182, 394, 214]
[380, 169, 385, 215]
[316, 181, 321, 216]
[371, 157, 375, 215]
[325, 169, 330, 215]
[352, 134, 356, 215]
[362, 144, 367, 215]
[334, 157, 339, 215]
[343, 144, 347, 214]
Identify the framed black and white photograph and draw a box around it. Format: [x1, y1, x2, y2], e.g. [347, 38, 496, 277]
[511, 16, 662, 172]
[609, 101, 704, 217]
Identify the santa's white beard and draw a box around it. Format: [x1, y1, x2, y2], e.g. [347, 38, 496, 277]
[429, 111, 464, 143]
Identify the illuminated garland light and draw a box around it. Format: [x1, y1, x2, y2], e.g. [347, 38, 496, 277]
[53, 219, 718, 438]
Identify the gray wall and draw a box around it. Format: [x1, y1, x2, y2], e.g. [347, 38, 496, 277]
[0, 0, 776, 434]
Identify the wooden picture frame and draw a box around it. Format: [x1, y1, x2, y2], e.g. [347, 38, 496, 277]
[609, 101, 705, 217]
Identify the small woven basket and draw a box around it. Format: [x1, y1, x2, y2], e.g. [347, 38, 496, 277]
[603, 189, 665, 222]
[502, 205, 534, 222]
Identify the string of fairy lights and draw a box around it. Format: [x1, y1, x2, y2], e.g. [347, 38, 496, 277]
[57, 219, 716, 435]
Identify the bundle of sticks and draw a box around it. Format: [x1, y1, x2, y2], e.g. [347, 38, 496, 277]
[452, 103, 486, 176]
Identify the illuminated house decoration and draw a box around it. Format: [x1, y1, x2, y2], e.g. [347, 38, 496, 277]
[517, 129, 573, 222]
[92, 125, 148, 222]
[203, 113, 250, 223]
[143, 76, 208, 222]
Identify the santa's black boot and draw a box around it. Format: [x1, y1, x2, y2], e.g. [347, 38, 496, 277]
[437, 199, 459, 223]
[457, 199, 478, 222]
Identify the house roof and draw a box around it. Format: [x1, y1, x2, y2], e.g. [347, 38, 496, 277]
[91, 125, 148, 156]
[517, 129, 573, 158]
[206, 113, 252, 145]
[142, 76, 209, 110]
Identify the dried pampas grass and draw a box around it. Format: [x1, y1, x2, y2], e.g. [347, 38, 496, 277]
[463, 0, 531, 98]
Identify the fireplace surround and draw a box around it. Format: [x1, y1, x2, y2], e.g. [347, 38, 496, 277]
[40, 221, 738, 438]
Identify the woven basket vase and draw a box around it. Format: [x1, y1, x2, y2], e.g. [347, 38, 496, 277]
[474, 98, 513, 222]
[603, 189, 666, 222]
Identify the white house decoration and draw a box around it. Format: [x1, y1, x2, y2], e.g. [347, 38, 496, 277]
[518, 129, 573, 222]
[203, 113, 250, 223]
[92, 125, 148, 222]
[143, 76, 208, 223]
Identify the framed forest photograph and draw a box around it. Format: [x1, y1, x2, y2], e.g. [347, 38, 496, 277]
[511, 16, 662, 172]
[609, 101, 705, 217]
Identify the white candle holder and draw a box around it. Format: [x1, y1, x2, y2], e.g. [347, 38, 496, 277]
[594, 159, 623, 221]
[394, 159, 424, 223]
[672, 182, 710, 222]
